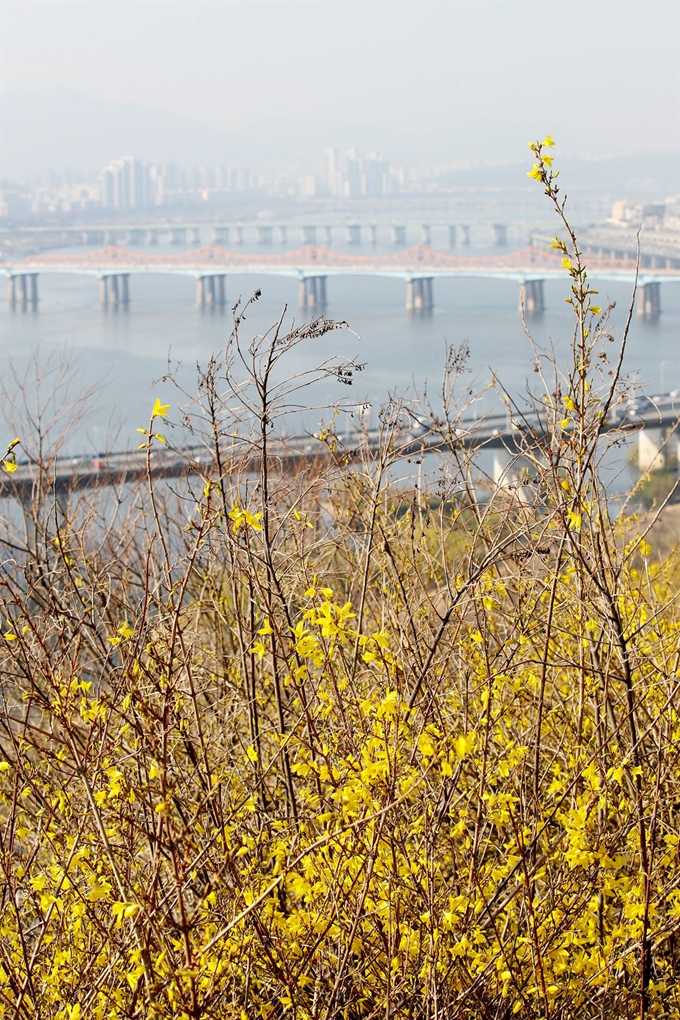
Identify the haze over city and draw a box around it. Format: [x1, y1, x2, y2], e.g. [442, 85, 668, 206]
[1, 0, 679, 180]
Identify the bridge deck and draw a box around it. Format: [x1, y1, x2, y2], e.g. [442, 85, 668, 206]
[2, 395, 677, 500]
[5, 244, 680, 283]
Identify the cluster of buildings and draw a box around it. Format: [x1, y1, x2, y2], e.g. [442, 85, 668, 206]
[0, 179, 101, 218]
[99, 156, 262, 211]
[100, 149, 411, 208]
[608, 197, 680, 233]
[4, 150, 679, 227]
[0, 160, 280, 218]
[300, 148, 397, 199]
[0, 147, 405, 219]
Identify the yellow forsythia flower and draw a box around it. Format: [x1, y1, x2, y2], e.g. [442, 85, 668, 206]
[151, 398, 170, 418]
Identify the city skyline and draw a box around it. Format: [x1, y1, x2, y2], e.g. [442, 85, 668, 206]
[0, 146, 432, 218]
[4, 145, 679, 222]
[1, 2, 678, 232]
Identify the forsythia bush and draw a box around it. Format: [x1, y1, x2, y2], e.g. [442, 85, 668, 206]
[1, 141, 679, 1019]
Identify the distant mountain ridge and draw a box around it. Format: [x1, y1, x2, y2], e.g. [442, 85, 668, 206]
[1, 89, 678, 198]
[1, 90, 231, 177]
[1, 89, 533, 175]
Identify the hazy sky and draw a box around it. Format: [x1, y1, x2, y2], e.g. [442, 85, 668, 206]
[1, 0, 679, 160]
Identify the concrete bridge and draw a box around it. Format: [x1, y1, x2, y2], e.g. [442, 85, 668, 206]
[533, 231, 680, 273]
[4, 244, 679, 317]
[1, 219, 552, 251]
[2, 393, 677, 501]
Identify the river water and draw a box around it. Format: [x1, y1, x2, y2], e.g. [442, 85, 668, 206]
[1, 238, 678, 460]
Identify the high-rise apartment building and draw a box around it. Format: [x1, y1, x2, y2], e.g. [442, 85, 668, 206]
[363, 152, 389, 197]
[343, 149, 363, 198]
[100, 156, 150, 210]
[323, 148, 344, 197]
[315, 148, 391, 199]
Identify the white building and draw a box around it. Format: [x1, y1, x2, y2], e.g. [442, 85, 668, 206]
[100, 156, 150, 211]
[310, 148, 392, 199]
[609, 197, 680, 232]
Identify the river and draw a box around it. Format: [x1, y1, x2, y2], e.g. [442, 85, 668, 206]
[1, 238, 678, 459]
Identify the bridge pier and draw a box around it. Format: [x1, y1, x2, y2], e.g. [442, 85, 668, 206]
[406, 278, 433, 312]
[420, 224, 431, 246]
[196, 275, 226, 308]
[8, 274, 29, 307]
[257, 226, 273, 245]
[299, 276, 327, 310]
[448, 225, 457, 248]
[423, 277, 433, 310]
[6, 274, 36, 308]
[27, 274, 38, 307]
[347, 224, 361, 245]
[493, 224, 508, 246]
[302, 225, 317, 244]
[460, 225, 470, 246]
[393, 225, 406, 246]
[369, 224, 378, 245]
[213, 227, 229, 245]
[637, 282, 661, 319]
[147, 229, 159, 245]
[492, 449, 535, 500]
[638, 428, 665, 473]
[234, 226, 244, 245]
[307, 277, 317, 309]
[405, 279, 414, 311]
[520, 279, 544, 315]
[493, 450, 514, 486]
[278, 225, 287, 245]
[100, 275, 126, 309]
[171, 228, 187, 246]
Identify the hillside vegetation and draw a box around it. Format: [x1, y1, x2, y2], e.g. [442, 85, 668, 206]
[1, 140, 679, 1020]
